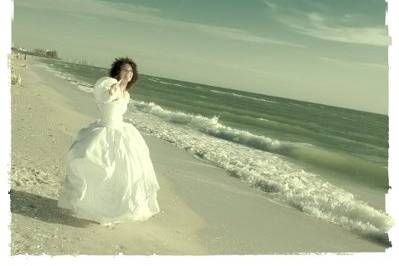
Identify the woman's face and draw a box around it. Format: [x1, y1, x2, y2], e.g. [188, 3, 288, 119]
[119, 63, 134, 81]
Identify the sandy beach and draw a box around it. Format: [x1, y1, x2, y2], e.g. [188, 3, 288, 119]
[9, 53, 389, 255]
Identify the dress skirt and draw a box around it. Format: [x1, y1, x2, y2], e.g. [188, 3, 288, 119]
[57, 119, 161, 224]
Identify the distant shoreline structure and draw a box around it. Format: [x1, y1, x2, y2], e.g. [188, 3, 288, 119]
[11, 46, 91, 65]
[12, 46, 60, 59]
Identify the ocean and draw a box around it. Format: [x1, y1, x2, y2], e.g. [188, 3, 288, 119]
[34, 57, 392, 242]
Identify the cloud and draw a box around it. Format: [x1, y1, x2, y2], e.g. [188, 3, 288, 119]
[112, 3, 161, 13]
[280, 11, 389, 47]
[319, 56, 387, 69]
[192, 24, 304, 48]
[261, 0, 277, 11]
[257, 0, 389, 47]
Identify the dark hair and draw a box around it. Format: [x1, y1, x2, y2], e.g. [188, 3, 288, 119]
[108, 57, 138, 90]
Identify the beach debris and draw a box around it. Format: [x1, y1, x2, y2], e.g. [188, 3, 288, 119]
[10, 165, 57, 192]
[11, 72, 22, 86]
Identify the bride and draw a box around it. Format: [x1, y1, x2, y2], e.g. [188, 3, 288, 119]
[57, 57, 160, 225]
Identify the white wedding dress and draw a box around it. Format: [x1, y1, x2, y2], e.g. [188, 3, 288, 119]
[57, 76, 160, 224]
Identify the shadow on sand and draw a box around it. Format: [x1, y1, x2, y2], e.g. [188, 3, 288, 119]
[9, 189, 97, 228]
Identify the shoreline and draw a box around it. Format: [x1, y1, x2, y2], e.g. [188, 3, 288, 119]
[10, 53, 389, 255]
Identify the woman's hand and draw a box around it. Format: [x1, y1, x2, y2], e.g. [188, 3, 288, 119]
[108, 79, 128, 102]
[119, 78, 129, 89]
[109, 80, 122, 96]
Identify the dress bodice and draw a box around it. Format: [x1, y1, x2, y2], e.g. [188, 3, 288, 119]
[93, 77, 130, 128]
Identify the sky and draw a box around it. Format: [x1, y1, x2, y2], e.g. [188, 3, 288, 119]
[11, 0, 389, 114]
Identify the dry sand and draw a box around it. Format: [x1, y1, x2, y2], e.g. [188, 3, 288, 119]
[9, 53, 389, 255]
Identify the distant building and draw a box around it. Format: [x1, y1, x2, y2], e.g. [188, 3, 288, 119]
[11, 46, 60, 59]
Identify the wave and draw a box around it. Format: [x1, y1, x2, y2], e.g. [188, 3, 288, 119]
[125, 105, 394, 240]
[148, 78, 185, 87]
[35, 62, 76, 81]
[77, 84, 94, 93]
[132, 100, 388, 187]
[35, 62, 94, 94]
[210, 89, 278, 104]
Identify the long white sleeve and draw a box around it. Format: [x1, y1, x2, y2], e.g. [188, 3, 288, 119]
[93, 77, 119, 103]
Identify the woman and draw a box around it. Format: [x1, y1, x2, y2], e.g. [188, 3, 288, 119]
[57, 57, 160, 225]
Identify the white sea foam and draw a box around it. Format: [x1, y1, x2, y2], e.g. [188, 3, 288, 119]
[148, 78, 185, 87]
[34, 62, 94, 94]
[133, 101, 284, 151]
[35, 62, 76, 81]
[77, 85, 94, 93]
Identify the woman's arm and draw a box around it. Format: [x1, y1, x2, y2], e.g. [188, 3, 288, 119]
[108, 79, 129, 100]
[108, 82, 119, 96]
[93, 77, 120, 103]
